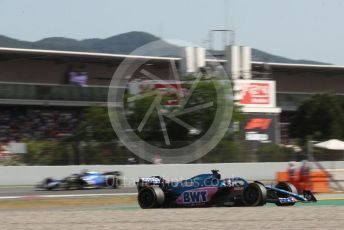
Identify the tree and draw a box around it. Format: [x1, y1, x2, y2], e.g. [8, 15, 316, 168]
[125, 77, 243, 148]
[73, 106, 117, 142]
[126, 80, 218, 145]
[124, 76, 248, 163]
[68, 106, 124, 165]
[24, 140, 71, 165]
[290, 93, 344, 142]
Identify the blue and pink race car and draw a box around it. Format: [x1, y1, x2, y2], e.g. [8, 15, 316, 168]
[136, 170, 317, 208]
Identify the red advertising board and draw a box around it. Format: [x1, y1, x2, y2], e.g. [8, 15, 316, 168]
[235, 80, 276, 108]
[245, 118, 272, 130]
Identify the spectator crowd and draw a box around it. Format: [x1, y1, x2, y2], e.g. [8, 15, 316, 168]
[0, 107, 80, 142]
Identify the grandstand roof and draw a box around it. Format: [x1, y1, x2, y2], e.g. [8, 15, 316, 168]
[0, 47, 180, 64]
[251, 61, 344, 71]
[2, 47, 344, 72]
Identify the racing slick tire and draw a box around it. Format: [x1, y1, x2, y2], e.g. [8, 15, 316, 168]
[103, 172, 122, 189]
[138, 186, 165, 209]
[105, 176, 121, 189]
[136, 179, 145, 192]
[243, 183, 267, 206]
[65, 175, 82, 190]
[275, 182, 297, 206]
[276, 182, 298, 195]
[42, 178, 54, 190]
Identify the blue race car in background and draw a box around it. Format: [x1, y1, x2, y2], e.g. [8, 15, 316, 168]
[36, 170, 122, 190]
[136, 170, 317, 208]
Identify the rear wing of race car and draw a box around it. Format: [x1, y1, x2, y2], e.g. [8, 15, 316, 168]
[136, 176, 164, 191]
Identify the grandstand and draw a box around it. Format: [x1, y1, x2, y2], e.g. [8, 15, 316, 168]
[251, 62, 344, 136]
[0, 47, 176, 144]
[0, 47, 175, 105]
[1, 46, 344, 144]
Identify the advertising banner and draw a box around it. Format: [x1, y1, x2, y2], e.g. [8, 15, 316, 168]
[242, 113, 278, 143]
[235, 80, 276, 108]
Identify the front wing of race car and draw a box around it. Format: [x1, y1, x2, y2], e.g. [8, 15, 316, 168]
[265, 185, 317, 205]
[36, 179, 66, 190]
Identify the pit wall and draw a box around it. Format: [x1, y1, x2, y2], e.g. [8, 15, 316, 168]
[0, 161, 344, 186]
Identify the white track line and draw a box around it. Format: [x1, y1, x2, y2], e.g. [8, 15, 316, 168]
[0, 192, 137, 200]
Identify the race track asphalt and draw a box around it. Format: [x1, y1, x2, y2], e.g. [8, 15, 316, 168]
[0, 186, 137, 198]
[2, 205, 344, 230]
[1, 187, 344, 230]
[1, 185, 344, 200]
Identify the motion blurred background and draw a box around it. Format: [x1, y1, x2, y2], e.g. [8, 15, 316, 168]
[0, 0, 344, 192]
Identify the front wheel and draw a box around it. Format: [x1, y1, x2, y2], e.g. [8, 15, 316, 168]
[42, 178, 54, 190]
[275, 182, 297, 206]
[138, 186, 165, 209]
[243, 183, 267, 206]
[276, 182, 298, 196]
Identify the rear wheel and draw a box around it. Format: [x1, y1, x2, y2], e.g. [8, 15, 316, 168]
[138, 186, 165, 209]
[275, 182, 297, 206]
[243, 183, 267, 206]
[65, 175, 82, 190]
[105, 176, 121, 188]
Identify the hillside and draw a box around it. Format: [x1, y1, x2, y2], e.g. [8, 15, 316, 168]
[0, 31, 329, 65]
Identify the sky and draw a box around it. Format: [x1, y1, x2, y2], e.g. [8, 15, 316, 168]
[0, 0, 343, 64]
